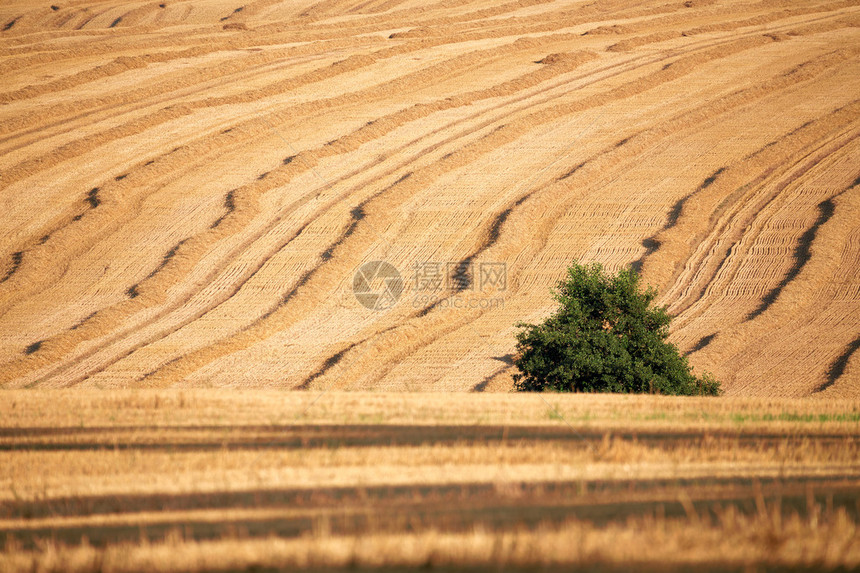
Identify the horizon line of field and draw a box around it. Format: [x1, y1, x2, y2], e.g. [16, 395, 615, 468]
[1, 476, 858, 550]
[2, 424, 859, 450]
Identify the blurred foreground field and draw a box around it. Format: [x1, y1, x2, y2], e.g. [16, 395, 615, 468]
[1, 391, 859, 572]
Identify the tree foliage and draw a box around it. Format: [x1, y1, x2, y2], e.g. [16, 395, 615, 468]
[513, 262, 720, 396]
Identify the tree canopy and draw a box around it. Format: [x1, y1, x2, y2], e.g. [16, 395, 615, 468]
[513, 262, 720, 396]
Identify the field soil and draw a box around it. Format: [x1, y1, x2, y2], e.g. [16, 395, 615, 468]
[1, 0, 859, 393]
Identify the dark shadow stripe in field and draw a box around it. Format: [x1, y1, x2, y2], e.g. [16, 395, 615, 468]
[1, 424, 858, 451]
[631, 167, 726, 274]
[746, 180, 854, 321]
[0, 251, 23, 284]
[1, 479, 858, 549]
[817, 335, 860, 393]
[3, 475, 859, 520]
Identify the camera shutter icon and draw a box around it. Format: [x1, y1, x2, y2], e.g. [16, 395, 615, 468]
[353, 260, 403, 311]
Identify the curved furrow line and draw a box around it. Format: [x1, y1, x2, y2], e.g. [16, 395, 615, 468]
[0, 183, 102, 297]
[290, 130, 602, 389]
[0, 145, 332, 382]
[0, 5, 396, 79]
[606, 1, 860, 53]
[0, 42, 379, 145]
[746, 171, 859, 321]
[0, 0, 408, 55]
[0, 251, 23, 285]
[16, 0, 784, 146]
[299, 136, 650, 391]
[657, 153, 860, 391]
[679, 152, 851, 366]
[444, 45, 860, 382]
[45, 5, 104, 33]
[383, 0, 690, 41]
[362, 0, 744, 60]
[0, 0, 576, 78]
[43, 158, 395, 386]
[630, 166, 726, 275]
[299, 0, 528, 25]
[472, 362, 514, 392]
[0, 22, 265, 67]
[0, 2, 114, 36]
[72, 5, 123, 31]
[240, 0, 557, 37]
[638, 47, 860, 294]
[293, 0, 653, 36]
[296, 141, 592, 390]
[304, 303, 489, 392]
[1, 17, 19, 33]
[687, 172, 860, 395]
[658, 101, 860, 321]
[476, 136, 858, 389]
[6, 55, 596, 371]
[0, 42, 335, 107]
[0, 41, 602, 386]
[387, 0, 849, 45]
[294, 167, 674, 390]
[686, 332, 718, 356]
[2, 0, 827, 147]
[346, 0, 407, 16]
[0, 0, 612, 135]
[133, 184, 379, 384]
[0, 124, 249, 318]
[534, 44, 860, 295]
[665, 121, 860, 332]
[264, 0, 508, 28]
[0, 44, 378, 153]
[107, 2, 169, 28]
[0, 46, 382, 252]
[131, 182, 441, 386]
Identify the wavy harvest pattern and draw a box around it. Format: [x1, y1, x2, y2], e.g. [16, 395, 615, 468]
[1, 0, 859, 395]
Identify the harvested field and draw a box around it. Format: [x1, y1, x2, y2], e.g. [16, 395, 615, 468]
[0, 0, 858, 393]
[1, 391, 860, 571]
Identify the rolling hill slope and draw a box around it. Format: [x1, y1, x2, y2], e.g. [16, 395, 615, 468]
[1, 0, 858, 394]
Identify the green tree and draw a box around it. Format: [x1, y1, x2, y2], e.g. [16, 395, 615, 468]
[513, 261, 720, 396]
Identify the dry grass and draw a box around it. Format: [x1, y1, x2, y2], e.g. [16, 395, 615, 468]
[2, 390, 859, 429]
[1, 391, 859, 571]
[1, 509, 858, 573]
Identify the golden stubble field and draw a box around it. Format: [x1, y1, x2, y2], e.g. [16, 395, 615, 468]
[0, 0, 858, 394]
[0, 391, 859, 572]
[2, 1, 860, 570]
